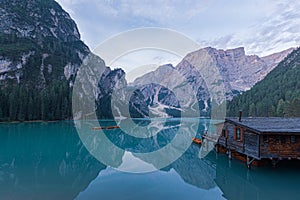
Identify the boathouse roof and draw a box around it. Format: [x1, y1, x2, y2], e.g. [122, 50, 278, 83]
[225, 117, 300, 134]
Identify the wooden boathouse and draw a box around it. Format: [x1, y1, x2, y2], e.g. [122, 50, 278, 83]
[216, 115, 300, 168]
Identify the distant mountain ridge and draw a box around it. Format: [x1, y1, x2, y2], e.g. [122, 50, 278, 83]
[130, 47, 293, 117]
[227, 47, 300, 117]
[203, 47, 293, 92]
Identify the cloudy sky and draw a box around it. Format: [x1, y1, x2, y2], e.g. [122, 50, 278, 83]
[55, 0, 300, 76]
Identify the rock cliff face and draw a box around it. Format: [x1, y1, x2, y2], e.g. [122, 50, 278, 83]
[135, 47, 293, 95]
[130, 47, 293, 117]
[202, 47, 294, 92]
[0, 0, 89, 87]
[133, 63, 211, 117]
[0, 0, 121, 121]
[95, 67, 127, 119]
[0, 0, 80, 41]
[129, 83, 181, 118]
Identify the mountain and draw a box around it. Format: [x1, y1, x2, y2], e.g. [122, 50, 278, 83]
[131, 47, 293, 117]
[0, 0, 296, 120]
[0, 0, 89, 86]
[227, 47, 300, 117]
[0, 0, 121, 121]
[0, 0, 80, 41]
[207, 47, 294, 92]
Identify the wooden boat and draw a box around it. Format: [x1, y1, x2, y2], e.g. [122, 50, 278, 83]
[192, 137, 202, 145]
[92, 126, 120, 130]
[92, 127, 104, 130]
[105, 125, 120, 130]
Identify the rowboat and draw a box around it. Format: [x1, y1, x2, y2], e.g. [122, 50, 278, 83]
[192, 137, 202, 144]
[92, 126, 120, 130]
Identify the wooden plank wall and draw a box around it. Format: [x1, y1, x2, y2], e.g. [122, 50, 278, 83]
[225, 123, 244, 153]
[217, 120, 300, 160]
[217, 122, 260, 158]
[260, 135, 300, 158]
[216, 123, 227, 146]
[244, 131, 259, 158]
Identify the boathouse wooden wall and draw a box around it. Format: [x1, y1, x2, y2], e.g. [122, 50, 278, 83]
[218, 122, 300, 160]
[260, 135, 300, 159]
[226, 123, 244, 152]
[217, 122, 260, 159]
[244, 131, 259, 158]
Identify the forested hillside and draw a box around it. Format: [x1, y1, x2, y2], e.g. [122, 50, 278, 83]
[227, 48, 300, 117]
[0, 0, 89, 121]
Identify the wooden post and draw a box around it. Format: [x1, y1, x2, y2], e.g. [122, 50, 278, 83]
[228, 150, 232, 160]
[272, 159, 276, 168]
[215, 144, 219, 153]
[246, 156, 255, 169]
[271, 159, 279, 168]
[247, 156, 251, 169]
[215, 144, 219, 159]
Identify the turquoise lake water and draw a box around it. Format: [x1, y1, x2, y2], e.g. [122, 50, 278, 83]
[1, 119, 300, 200]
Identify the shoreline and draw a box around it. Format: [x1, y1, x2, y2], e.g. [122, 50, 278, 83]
[0, 120, 62, 124]
[0, 117, 214, 124]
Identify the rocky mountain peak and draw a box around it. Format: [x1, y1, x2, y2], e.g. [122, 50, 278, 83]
[261, 47, 295, 69]
[0, 0, 80, 42]
[184, 46, 294, 92]
[0, 0, 91, 87]
[128, 46, 294, 117]
[204, 46, 245, 55]
[133, 63, 175, 86]
[224, 47, 245, 57]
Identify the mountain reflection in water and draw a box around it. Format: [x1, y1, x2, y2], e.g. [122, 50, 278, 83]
[0, 119, 300, 200]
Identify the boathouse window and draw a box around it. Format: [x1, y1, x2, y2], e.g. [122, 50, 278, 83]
[281, 136, 286, 144]
[222, 129, 226, 137]
[237, 129, 241, 140]
[263, 135, 268, 143]
[275, 136, 280, 143]
[235, 127, 242, 141]
[291, 136, 296, 143]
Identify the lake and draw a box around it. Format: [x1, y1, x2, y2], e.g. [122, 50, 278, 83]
[1, 119, 300, 200]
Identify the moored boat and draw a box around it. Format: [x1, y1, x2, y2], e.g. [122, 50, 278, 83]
[192, 137, 202, 145]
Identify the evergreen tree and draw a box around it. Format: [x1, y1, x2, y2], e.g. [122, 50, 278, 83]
[276, 99, 285, 117]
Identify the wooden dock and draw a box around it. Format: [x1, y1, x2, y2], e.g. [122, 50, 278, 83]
[202, 134, 219, 143]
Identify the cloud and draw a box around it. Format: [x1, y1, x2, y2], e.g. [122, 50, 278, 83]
[55, 0, 300, 57]
[200, 1, 300, 56]
[55, 0, 214, 51]
[198, 35, 234, 49]
[111, 49, 181, 82]
[57, 0, 212, 25]
[244, 1, 300, 55]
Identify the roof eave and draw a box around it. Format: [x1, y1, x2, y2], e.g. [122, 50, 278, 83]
[225, 118, 262, 134]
